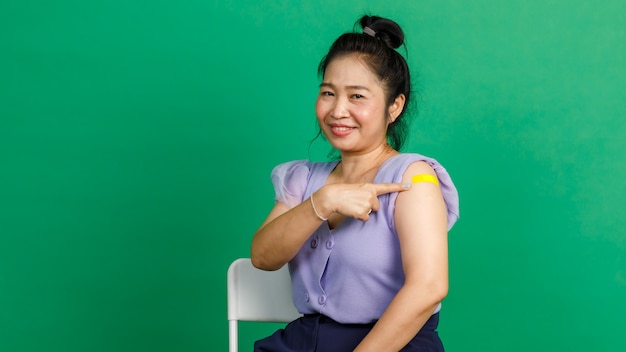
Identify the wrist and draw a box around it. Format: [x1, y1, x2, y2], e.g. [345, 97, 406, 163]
[310, 190, 331, 221]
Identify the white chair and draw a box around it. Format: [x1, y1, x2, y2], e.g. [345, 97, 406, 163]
[227, 258, 301, 352]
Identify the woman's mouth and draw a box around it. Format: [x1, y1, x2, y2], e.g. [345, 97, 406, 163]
[330, 125, 356, 136]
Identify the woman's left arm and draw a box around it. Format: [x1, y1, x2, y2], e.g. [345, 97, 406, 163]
[355, 161, 449, 352]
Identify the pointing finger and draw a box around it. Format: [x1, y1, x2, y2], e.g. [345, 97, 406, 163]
[373, 182, 411, 196]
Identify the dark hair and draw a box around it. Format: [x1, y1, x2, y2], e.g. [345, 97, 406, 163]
[317, 15, 412, 151]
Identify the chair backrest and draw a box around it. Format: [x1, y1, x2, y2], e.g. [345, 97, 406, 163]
[227, 258, 301, 352]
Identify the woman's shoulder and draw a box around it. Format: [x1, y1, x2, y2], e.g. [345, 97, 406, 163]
[383, 153, 444, 170]
[270, 159, 338, 208]
[271, 159, 309, 174]
[382, 153, 460, 229]
[378, 153, 437, 180]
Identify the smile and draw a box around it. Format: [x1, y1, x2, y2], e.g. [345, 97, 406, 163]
[330, 126, 356, 136]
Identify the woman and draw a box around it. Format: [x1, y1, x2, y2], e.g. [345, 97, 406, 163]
[251, 15, 460, 352]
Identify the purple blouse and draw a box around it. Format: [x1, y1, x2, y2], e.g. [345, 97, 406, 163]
[271, 153, 460, 324]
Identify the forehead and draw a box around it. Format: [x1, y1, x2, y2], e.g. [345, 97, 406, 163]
[323, 54, 383, 89]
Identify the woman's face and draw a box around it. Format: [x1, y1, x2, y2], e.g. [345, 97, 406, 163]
[315, 54, 400, 155]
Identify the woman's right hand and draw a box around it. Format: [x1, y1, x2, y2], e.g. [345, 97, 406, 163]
[314, 182, 411, 221]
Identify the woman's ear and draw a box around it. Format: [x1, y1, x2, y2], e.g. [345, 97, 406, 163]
[388, 94, 406, 123]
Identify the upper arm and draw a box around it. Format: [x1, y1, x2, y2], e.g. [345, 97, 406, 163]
[394, 161, 449, 289]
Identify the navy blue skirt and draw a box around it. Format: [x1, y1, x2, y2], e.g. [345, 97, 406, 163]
[254, 312, 443, 352]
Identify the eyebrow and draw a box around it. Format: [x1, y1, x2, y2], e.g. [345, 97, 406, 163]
[319, 83, 371, 91]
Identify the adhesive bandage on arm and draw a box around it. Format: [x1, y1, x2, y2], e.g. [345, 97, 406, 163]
[411, 174, 439, 186]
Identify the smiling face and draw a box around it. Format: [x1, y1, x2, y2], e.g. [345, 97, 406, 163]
[315, 53, 405, 155]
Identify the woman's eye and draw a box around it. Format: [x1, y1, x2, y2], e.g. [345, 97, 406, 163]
[321, 91, 334, 96]
[352, 94, 364, 99]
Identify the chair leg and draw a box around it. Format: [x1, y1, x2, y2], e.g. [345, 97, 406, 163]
[229, 320, 238, 352]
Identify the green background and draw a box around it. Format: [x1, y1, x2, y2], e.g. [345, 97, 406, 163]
[1, 0, 625, 351]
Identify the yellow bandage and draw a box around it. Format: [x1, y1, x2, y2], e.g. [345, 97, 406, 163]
[411, 174, 439, 185]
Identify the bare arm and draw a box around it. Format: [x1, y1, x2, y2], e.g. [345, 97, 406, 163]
[355, 161, 449, 351]
[250, 198, 325, 270]
[251, 182, 411, 271]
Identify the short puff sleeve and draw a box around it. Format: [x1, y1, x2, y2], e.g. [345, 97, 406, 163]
[270, 160, 311, 209]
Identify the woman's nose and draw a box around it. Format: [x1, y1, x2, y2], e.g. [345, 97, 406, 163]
[330, 98, 349, 118]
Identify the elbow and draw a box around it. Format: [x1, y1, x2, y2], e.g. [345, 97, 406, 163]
[250, 248, 282, 271]
[250, 254, 268, 270]
[432, 282, 448, 304]
[250, 248, 268, 270]
[250, 233, 291, 271]
[428, 276, 449, 305]
[408, 278, 449, 307]
[250, 237, 271, 270]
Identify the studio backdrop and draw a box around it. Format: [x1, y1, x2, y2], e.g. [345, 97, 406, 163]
[1, 1, 624, 351]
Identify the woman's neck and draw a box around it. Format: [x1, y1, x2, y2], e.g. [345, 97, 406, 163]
[335, 143, 398, 183]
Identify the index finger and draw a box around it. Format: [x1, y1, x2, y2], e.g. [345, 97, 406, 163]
[372, 182, 411, 196]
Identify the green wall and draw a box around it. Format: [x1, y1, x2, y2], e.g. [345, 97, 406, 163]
[1, 1, 625, 351]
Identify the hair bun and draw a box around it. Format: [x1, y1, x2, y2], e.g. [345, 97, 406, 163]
[359, 15, 405, 49]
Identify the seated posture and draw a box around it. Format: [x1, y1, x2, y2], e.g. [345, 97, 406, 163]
[251, 15, 460, 352]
